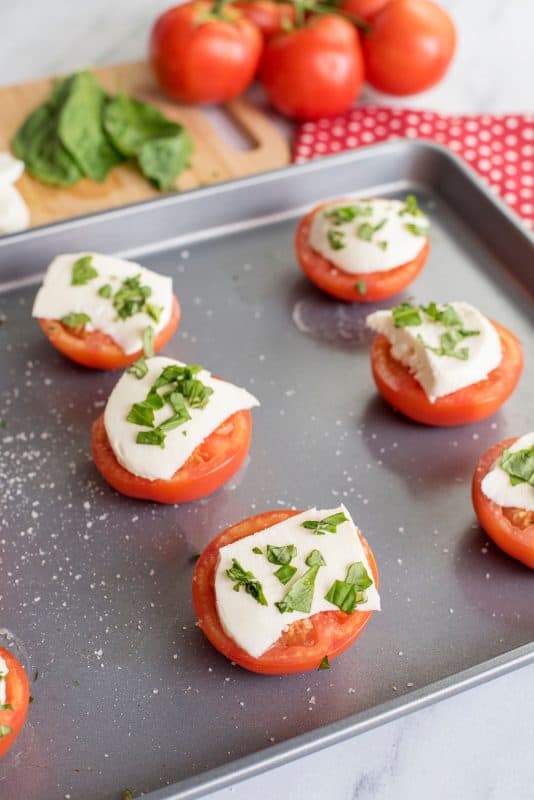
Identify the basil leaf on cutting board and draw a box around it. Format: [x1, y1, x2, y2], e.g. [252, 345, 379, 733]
[12, 77, 83, 187]
[104, 94, 193, 190]
[57, 71, 124, 180]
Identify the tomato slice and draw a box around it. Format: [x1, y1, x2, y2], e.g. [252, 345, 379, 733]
[0, 647, 30, 759]
[92, 409, 252, 504]
[192, 510, 379, 675]
[370, 321, 523, 426]
[472, 438, 534, 569]
[38, 294, 181, 370]
[295, 205, 429, 303]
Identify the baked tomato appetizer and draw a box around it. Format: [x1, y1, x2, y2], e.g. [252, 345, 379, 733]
[0, 647, 30, 759]
[295, 195, 429, 303]
[367, 300, 523, 427]
[193, 506, 380, 674]
[472, 434, 534, 569]
[92, 356, 259, 504]
[32, 252, 180, 370]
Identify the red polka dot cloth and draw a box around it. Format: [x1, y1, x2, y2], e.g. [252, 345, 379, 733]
[293, 107, 534, 230]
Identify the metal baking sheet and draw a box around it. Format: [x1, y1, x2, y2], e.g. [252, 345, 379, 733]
[0, 141, 533, 800]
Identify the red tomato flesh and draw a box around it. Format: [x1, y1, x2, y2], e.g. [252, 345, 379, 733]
[0, 647, 30, 759]
[370, 321, 524, 427]
[38, 295, 180, 371]
[295, 204, 429, 302]
[192, 509, 379, 674]
[92, 409, 252, 504]
[472, 438, 534, 569]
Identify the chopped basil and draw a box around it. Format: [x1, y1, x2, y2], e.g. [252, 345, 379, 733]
[422, 301, 462, 326]
[143, 326, 155, 358]
[404, 222, 427, 237]
[127, 363, 210, 448]
[324, 204, 373, 225]
[274, 564, 297, 585]
[276, 564, 321, 614]
[500, 446, 534, 487]
[417, 329, 474, 360]
[305, 549, 326, 567]
[318, 655, 330, 670]
[136, 429, 165, 447]
[0, 704, 13, 711]
[71, 254, 98, 285]
[252, 546, 263, 555]
[325, 561, 373, 614]
[399, 194, 424, 217]
[61, 312, 91, 328]
[377, 240, 388, 251]
[127, 358, 148, 379]
[158, 408, 191, 432]
[227, 559, 267, 606]
[146, 303, 162, 324]
[392, 302, 422, 328]
[327, 229, 345, 250]
[356, 222, 374, 242]
[127, 402, 155, 427]
[355, 280, 367, 295]
[266, 544, 297, 566]
[113, 274, 152, 320]
[0, 724, 12, 738]
[98, 283, 112, 298]
[302, 511, 348, 535]
[122, 790, 134, 800]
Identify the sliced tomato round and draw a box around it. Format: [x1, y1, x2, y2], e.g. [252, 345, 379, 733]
[370, 321, 523, 427]
[38, 295, 181, 370]
[92, 409, 252, 504]
[295, 205, 429, 303]
[192, 509, 379, 675]
[0, 647, 30, 759]
[472, 438, 534, 569]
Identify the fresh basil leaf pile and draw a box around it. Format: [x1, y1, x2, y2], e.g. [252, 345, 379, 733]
[12, 71, 193, 191]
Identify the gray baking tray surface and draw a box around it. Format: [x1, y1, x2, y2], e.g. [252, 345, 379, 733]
[0, 141, 533, 800]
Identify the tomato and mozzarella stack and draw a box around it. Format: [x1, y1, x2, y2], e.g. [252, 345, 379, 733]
[92, 356, 259, 503]
[32, 252, 180, 369]
[193, 505, 380, 674]
[472, 433, 534, 569]
[295, 195, 430, 302]
[366, 300, 523, 426]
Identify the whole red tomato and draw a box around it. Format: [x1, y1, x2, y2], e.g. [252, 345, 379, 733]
[149, 1, 263, 103]
[260, 14, 365, 120]
[362, 0, 456, 95]
[232, 1, 296, 39]
[340, 0, 389, 21]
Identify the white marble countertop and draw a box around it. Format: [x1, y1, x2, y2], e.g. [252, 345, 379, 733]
[1, 1, 533, 799]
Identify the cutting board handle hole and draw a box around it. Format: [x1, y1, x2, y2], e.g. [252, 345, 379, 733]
[201, 106, 257, 152]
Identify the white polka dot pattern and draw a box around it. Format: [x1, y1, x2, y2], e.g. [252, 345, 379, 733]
[293, 108, 534, 230]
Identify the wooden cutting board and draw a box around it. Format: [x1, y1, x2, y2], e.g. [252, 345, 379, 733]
[0, 61, 291, 229]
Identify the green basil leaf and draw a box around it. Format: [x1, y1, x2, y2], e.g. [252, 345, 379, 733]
[399, 194, 424, 217]
[327, 228, 345, 250]
[98, 283, 112, 298]
[274, 564, 297, 585]
[325, 561, 372, 614]
[61, 312, 91, 328]
[71, 254, 98, 285]
[392, 302, 422, 328]
[404, 222, 427, 236]
[305, 549, 326, 567]
[126, 402, 155, 427]
[252, 546, 263, 555]
[127, 357, 148, 379]
[302, 512, 348, 535]
[226, 559, 267, 606]
[276, 564, 321, 614]
[318, 655, 330, 670]
[500, 446, 534, 487]
[355, 280, 367, 295]
[0, 724, 12, 738]
[266, 544, 297, 565]
[136, 429, 165, 447]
